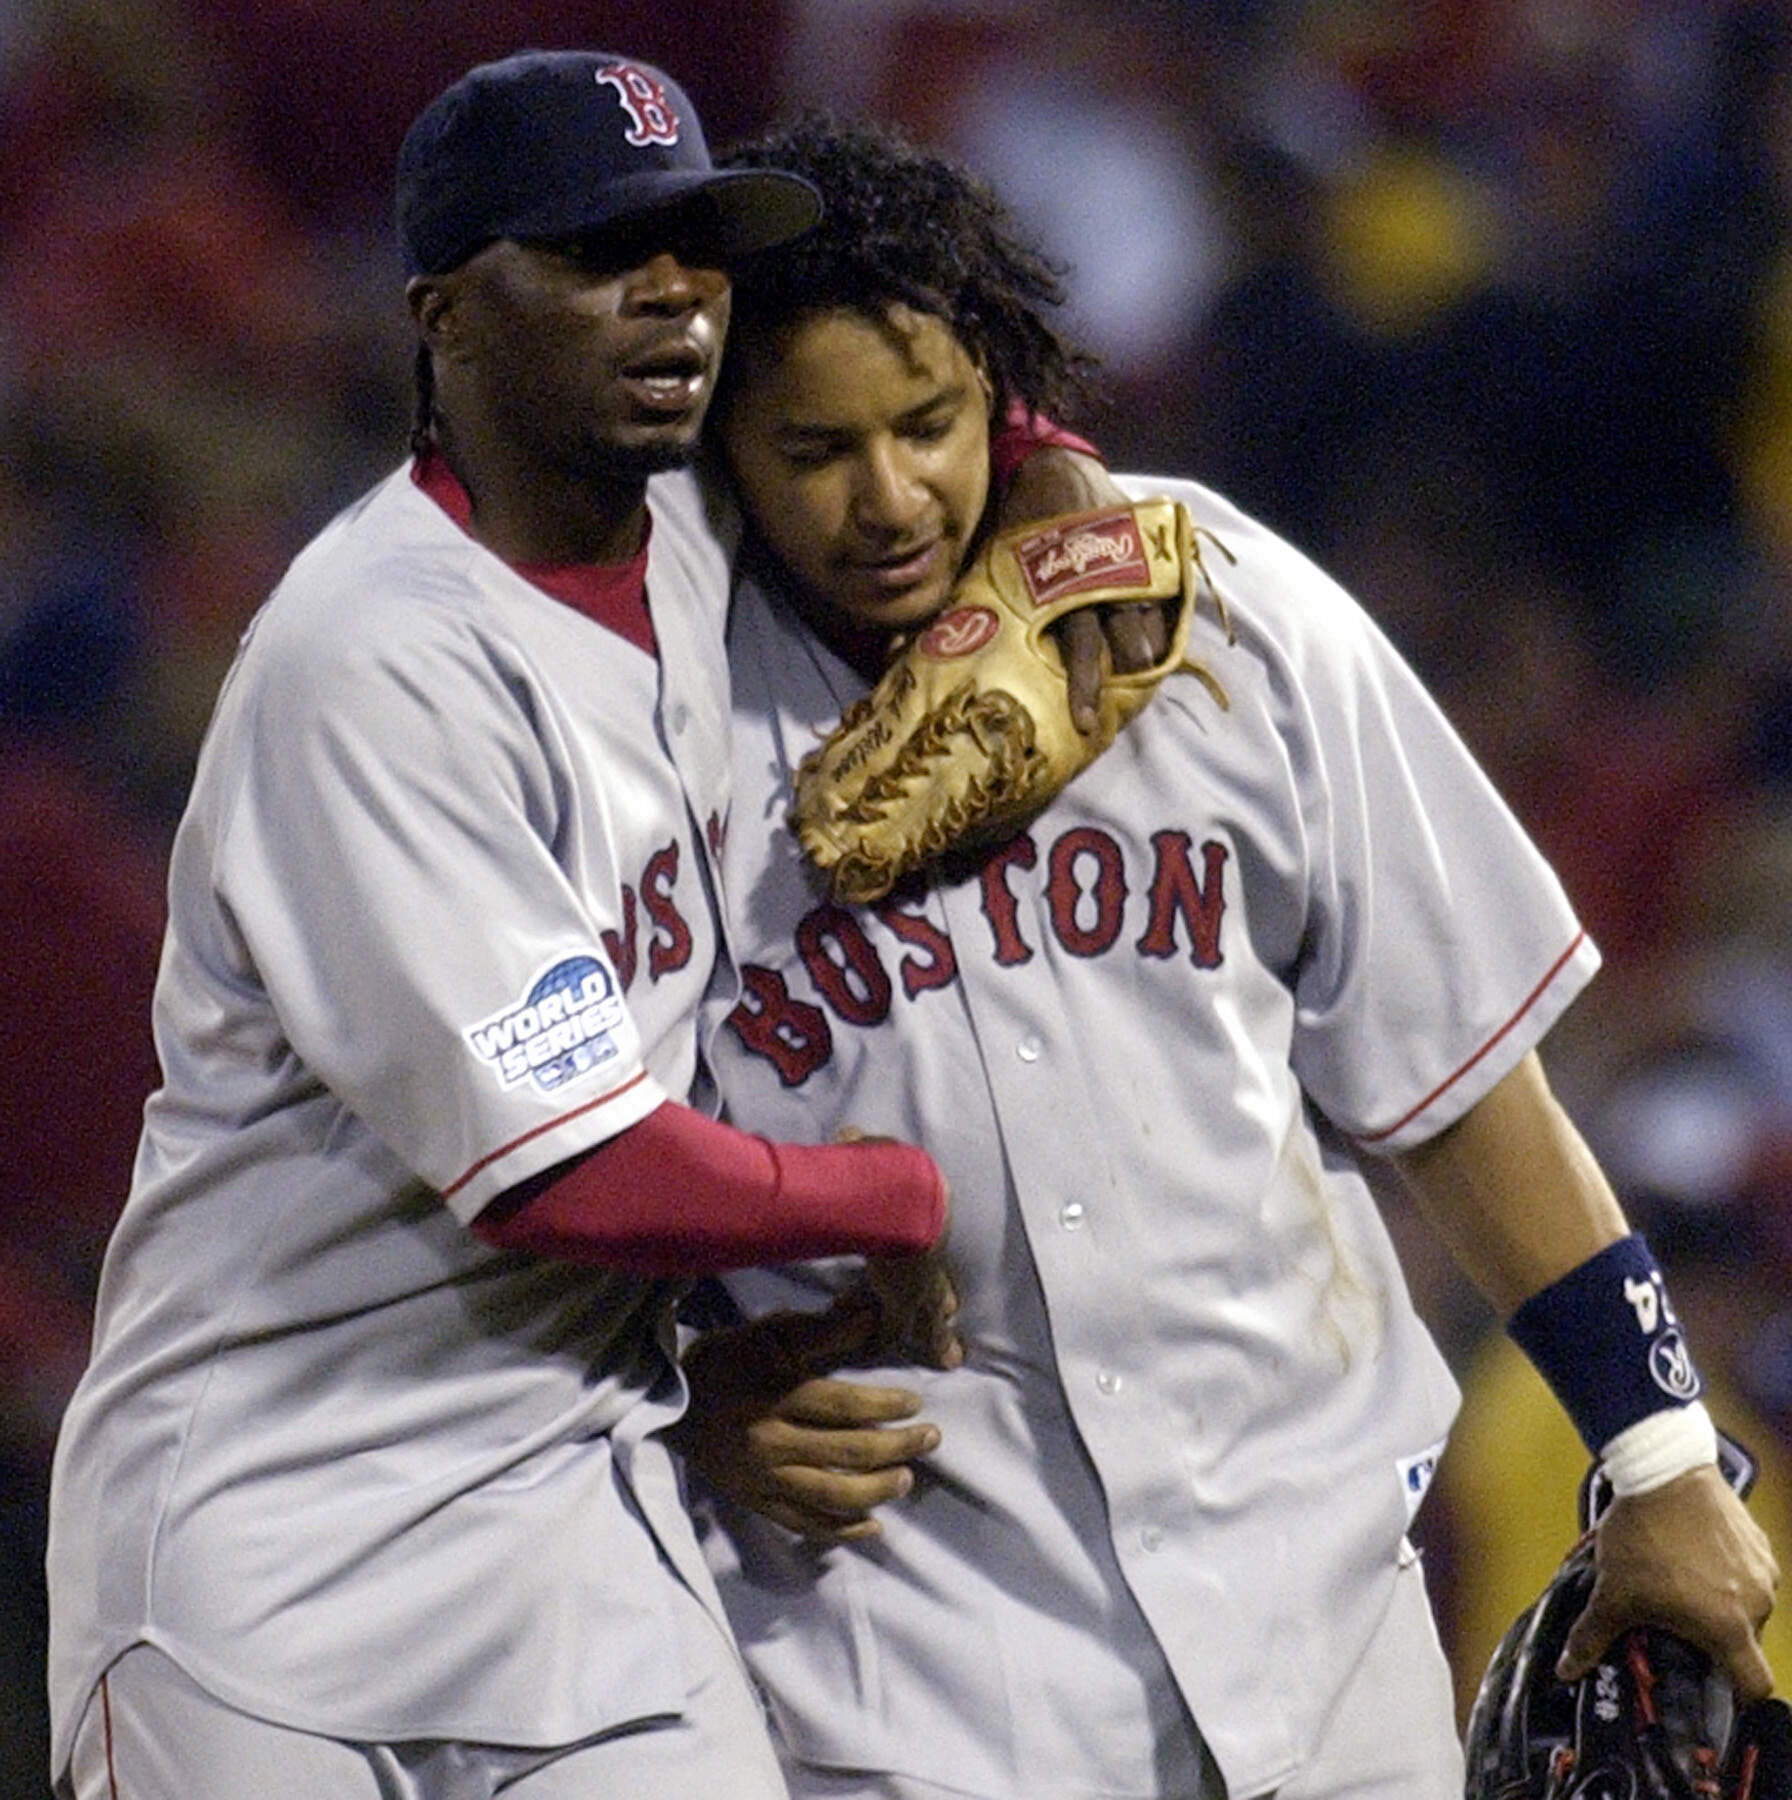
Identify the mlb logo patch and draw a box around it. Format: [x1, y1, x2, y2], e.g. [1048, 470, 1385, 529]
[1396, 1439, 1448, 1522]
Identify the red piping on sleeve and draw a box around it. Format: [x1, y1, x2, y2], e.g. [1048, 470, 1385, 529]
[1355, 931, 1589, 1146]
[442, 1071, 654, 1201]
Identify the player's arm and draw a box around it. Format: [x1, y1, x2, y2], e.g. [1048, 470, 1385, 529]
[1391, 1047, 1628, 1310]
[1393, 1049, 1780, 1698]
[478, 1113, 956, 1534]
[470, 1101, 959, 1366]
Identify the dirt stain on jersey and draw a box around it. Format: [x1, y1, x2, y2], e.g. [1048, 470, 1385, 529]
[1280, 1118, 1383, 1371]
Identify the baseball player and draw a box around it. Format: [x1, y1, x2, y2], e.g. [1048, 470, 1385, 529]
[671, 118, 1782, 1799]
[42, 53, 978, 1800]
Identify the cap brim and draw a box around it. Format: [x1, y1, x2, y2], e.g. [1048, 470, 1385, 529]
[574, 168, 821, 262]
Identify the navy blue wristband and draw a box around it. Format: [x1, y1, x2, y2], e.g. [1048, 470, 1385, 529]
[1507, 1233, 1704, 1454]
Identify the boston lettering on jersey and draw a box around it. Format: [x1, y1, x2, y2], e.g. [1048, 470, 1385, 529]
[731, 824, 1230, 1086]
[599, 837, 698, 991]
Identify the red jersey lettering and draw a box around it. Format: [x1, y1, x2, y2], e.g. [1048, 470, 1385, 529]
[1137, 832, 1228, 968]
[797, 906, 893, 1027]
[876, 897, 959, 1000]
[728, 965, 833, 1087]
[643, 843, 693, 978]
[979, 835, 1038, 967]
[1046, 827, 1126, 957]
[601, 884, 639, 992]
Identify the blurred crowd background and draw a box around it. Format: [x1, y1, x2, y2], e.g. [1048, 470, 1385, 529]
[3, 0, 1791, 1790]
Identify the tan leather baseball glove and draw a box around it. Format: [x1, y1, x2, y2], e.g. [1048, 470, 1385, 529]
[790, 498, 1233, 904]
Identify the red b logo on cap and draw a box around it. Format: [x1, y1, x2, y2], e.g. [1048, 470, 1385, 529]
[596, 63, 680, 147]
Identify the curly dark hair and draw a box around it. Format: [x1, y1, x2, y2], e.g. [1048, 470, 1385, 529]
[716, 113, 1099, 425]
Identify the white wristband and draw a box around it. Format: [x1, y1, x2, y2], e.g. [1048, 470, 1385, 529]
[1599, 1400, 1719, 1498]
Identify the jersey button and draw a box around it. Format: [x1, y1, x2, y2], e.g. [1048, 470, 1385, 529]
[1016, 1035, 1042, 1062]
[1140, 1524, 1164, 1553]
[1058, 1200, 1086, 1230]
[1096, 1370, 1122, 1395]
[669, 701, 690, 734]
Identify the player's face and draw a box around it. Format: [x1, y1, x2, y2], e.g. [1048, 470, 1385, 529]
[720, 305, 993, 642]
[431, 234, 733, 477]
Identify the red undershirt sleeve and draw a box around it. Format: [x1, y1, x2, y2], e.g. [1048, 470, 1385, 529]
[987, 400, 1103, 492]
[470, 1099, 947, 1275]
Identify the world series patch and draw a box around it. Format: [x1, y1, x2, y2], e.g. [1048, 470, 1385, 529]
[465, 954, 625, 1092]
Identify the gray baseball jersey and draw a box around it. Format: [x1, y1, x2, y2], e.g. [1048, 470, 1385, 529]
[46, 461, 744, 1774]
[699, 474, 1599, 1797]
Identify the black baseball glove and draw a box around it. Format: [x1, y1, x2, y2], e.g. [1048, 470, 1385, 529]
[1463, 1432, 1792, 1798]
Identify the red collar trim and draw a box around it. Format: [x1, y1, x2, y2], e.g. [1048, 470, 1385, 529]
[410, 449, 656, 657]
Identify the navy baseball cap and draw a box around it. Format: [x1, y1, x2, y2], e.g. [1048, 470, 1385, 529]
[396, 50, 821, 276]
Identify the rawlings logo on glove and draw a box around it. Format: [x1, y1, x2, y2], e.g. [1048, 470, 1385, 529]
[790, 499, 1233, 905]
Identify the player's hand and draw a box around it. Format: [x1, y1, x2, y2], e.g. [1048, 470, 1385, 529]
[997, 444, 1122, 526]
[864, 1245, 963, 1371]
[1054, 603, 1172, 735]
[1559, 1462, 1781, 1701]
[675, 1291, 943, 1543]
[833, 1125, 963, 1371]
[995, 447, 1172, 735]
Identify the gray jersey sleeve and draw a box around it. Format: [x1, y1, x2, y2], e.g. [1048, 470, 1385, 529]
[1194, 492, 1599, 1151]
[199, 565, 662, 1215]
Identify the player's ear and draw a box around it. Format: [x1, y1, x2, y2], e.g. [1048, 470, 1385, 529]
[974, 358, 996, 421]
[407, 274, 463, 359]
